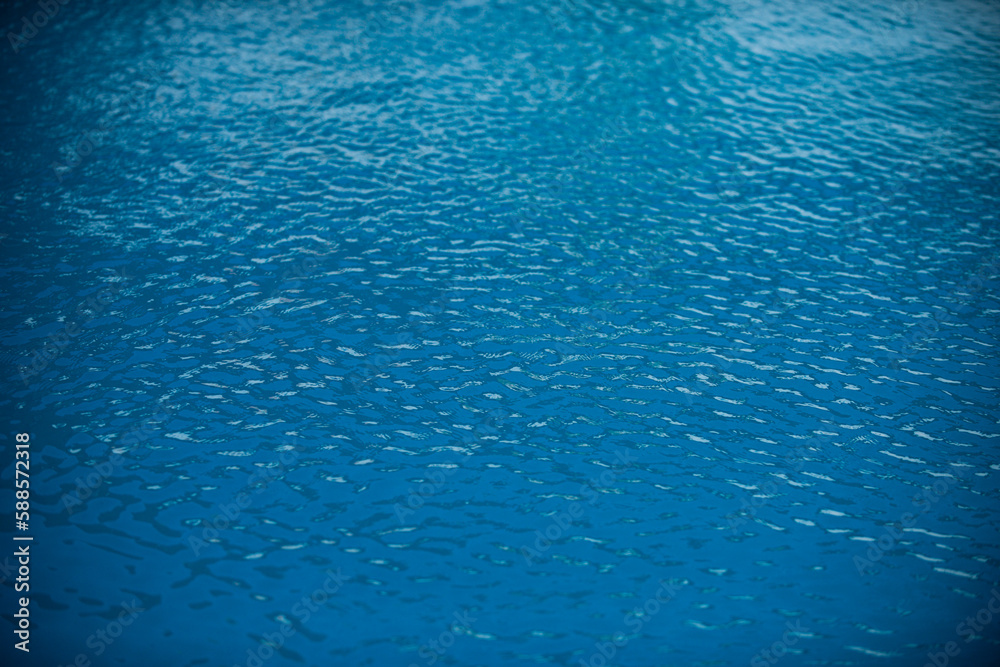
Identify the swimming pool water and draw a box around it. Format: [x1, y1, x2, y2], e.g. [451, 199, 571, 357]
[1, 0, 1000, 665]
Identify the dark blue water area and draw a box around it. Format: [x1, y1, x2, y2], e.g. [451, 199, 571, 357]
[1, 0, 1000, 665]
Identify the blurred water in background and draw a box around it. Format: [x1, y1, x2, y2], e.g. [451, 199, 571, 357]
[1, 0, 1000, 665]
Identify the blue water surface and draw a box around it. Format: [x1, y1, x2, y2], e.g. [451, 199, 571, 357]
[2, 0, 1000, 665]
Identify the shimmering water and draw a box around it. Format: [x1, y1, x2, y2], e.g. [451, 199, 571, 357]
[2, 0, 1000, 665]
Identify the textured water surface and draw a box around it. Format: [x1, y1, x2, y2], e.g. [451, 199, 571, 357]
[1, 0, 1000, 665]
